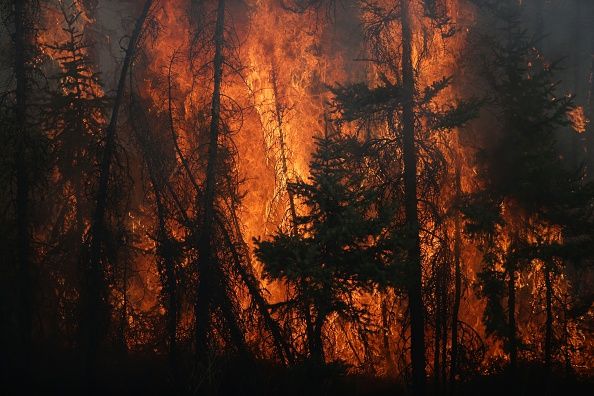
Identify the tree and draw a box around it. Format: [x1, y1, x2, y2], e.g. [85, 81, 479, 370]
[42, 0, 107, 347]
[465, 0, 593, 380]
[194, 0, 229, 359]
[255, 132, 393, 364]
[0, 0, 42, 377]
[330, 2, 477, 393]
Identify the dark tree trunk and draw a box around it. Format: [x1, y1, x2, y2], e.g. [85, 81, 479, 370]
[194, 0, 226, 359]
[434, 261, 448, 395]
[544, 261, 553, 375]
[155, 187, 178, 378]
[400, 1, 426, 395]
[449, 161, 462, 396]
[507, 265, 518, 377]
[440, 290, 448, 394]
[85, 0, 153, 382]
[13, 0, 32, 370]
[571, 0, 584, 168]
[310, 310, 326, 365]
[586, 3, 594, 178]
[381, 296, 396, 376]
[433, 290, 442, 393]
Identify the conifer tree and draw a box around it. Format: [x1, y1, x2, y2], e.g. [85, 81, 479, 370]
[255, 132, 393, 364]
[42, 1, 107, 345]
[330, 3, 477, 392]
[465, 0, 594, 379]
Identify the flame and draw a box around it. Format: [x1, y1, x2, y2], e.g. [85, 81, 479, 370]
[568, 106, 588, 134]
[34, 0, 593, 375]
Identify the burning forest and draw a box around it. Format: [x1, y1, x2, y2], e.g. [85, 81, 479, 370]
[1, 0, 593, 395]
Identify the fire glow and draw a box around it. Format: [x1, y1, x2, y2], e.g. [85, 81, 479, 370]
[2, 0, 593, 395]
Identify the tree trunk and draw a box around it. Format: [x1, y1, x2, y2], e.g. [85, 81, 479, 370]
[586, 2, 594, 178]
[571, 0, 584, 168]
[449, 161, 462, 396]
[544, 261, 553, 376]
[13, 0, 32, 370]
[194, 0, 226, 359]
[155, 188, 178, 378]
[433, 291, 442, 393]
[400, 1, 426, 395]
[311, 310, 326, 365]
[381, 296, 396, 376]
[440, 292, 448, 394]
[85, 0, 153, 382]
[507, 265, 518, 377]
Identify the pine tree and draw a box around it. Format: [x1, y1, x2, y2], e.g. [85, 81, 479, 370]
[330, 3, 478, 392]
[255, 132, 393, 365]
[42, 2, 107, 347]
[465, 0, 594, 379]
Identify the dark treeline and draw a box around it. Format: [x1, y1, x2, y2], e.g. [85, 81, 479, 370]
[0, 0, 592, 395]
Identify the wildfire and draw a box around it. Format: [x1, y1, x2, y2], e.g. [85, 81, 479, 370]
[30, 0, 593, 382]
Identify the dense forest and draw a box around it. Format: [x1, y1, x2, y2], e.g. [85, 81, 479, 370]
[0, 0, 593, 395]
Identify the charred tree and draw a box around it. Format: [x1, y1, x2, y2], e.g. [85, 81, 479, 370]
[400, 1, 426, 393]
[194, 0, 227, 359]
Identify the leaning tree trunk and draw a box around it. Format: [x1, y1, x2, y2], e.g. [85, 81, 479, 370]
[400, 1, 427, 395]
[194, 0, 226, 359]
[13, 0, 32, 370]
[85, 0, 153, 382]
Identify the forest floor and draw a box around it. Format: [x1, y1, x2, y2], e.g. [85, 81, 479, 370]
[3, 351, 593, 395]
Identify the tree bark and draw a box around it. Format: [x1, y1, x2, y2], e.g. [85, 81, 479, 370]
[400, 1, 427, 395]
[194, 0, 226, 359]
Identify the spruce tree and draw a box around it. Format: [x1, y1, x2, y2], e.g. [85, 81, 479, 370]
[465, 0, 594, 378]
[255, 132, 393, 365]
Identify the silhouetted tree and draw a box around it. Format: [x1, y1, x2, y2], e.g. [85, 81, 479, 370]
[256, 132, 393, 364]
[465, 0, 593, 380]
